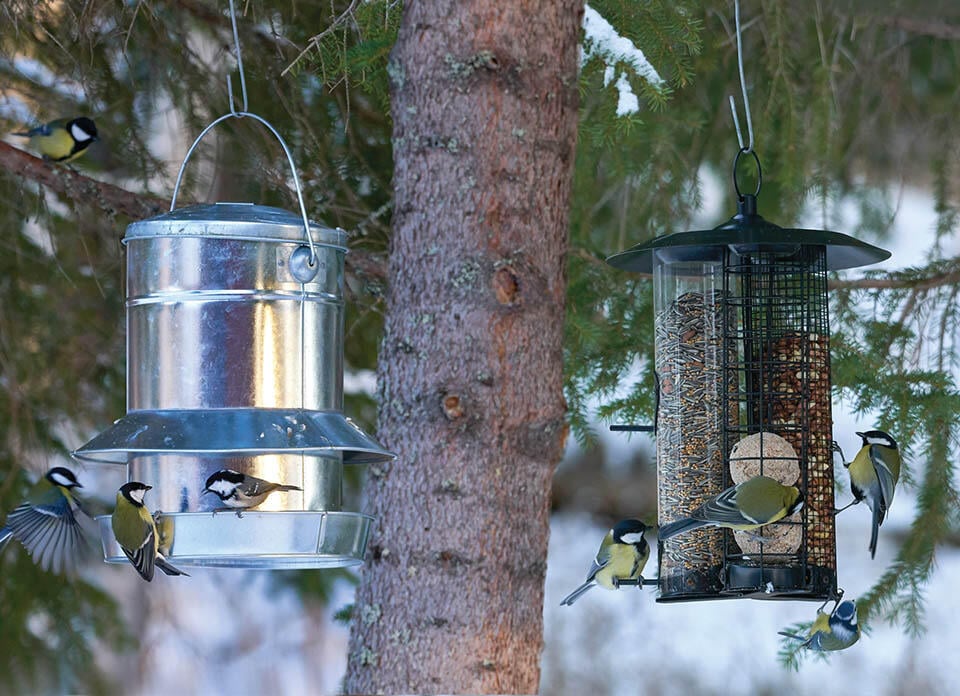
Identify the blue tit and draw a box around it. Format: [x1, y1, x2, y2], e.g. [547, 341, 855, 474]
[842, 430, 901, 559]
[780, 599, 860, 651]
[659, 475, 804, 540]
[560, 519, 649, 606]
[0, 467, 88, 574]
[203, 469, 302, 516]
[111, 482, 188, 582]
[12, 117, 98, 162]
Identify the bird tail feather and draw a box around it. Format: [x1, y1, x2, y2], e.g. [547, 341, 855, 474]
[274, 485, 302, 492]
[869, 504, 881, 559]
[659, 518, 708, 540]
[560, 581, 595, 606]
[778, 631, 805, 641]
[156, 554, 190, 577]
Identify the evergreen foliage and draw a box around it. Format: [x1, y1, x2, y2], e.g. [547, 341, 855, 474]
[0, 0, 959, 683]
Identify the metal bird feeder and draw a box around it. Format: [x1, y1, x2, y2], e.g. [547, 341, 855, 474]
[606, 151, 889, 601]
[73, 113, 394, 569]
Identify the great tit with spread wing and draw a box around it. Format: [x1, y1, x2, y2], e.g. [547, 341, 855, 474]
[0, 467, 88, 574]
[560, 519, 649, 606]
[659, 475, 803, 540]
[839, 430, 901, 559]
[12, 117, 98, 162]
[111, 482, 188, 582]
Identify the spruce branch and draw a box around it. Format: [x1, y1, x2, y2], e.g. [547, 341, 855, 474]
[281, 0, 361, 76]
[0, 141, 387, 290]
[0, 141, 169, 219]
[829, 266, 960, 291]
[880, 17, 960, 41]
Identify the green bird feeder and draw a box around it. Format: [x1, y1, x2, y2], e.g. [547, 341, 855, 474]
[607, 151, 890, 602]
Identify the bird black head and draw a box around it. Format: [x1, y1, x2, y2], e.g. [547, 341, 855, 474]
[612, 519, 647, 545]
[46, 467, 81, 489]
[203, 469, 244, 490]
[120, 481, 152, 507]
[856, 430, 898, 450]
[67, 117, 98, 144]
[833, 599, 857, 625]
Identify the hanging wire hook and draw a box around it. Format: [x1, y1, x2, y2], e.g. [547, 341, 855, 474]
[728, 0, 755, 154]
[169, 0, 319, 267]
[227, 0, 249, 116]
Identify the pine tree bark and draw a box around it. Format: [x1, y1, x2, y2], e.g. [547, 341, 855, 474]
[344, 2, 582, 694]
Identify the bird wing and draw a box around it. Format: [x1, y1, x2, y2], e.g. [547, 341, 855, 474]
[113, 504, 156, 581]
[5, 493, 85, 574]
[583, 531, 614, 583]
[13, 123, 54, 137]
[244, 476, 301, 497]
[121, 524, 156, 582]
[869, 445, 898, 510]
[692, 484, 754, 526]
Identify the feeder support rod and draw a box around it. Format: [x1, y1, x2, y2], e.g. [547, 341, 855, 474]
[227, 0, 250, 115]
[728, 0, 755, 154]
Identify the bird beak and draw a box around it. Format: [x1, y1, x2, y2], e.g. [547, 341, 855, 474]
[145, 484, 153, 491]
[201, 488, 212, 495]
[854, 431, 865, 438]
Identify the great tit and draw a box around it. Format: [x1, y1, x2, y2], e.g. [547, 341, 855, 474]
[780, 599, 860, 651]
[112, 482, 188, 582]
[12, 117, 99, 162]
[202, 469, 302, 516]
[659, 475, 804, 540]
[560, 519, 649, 606]
[845, 430, 900, 558]
[0, 467, 88, 574]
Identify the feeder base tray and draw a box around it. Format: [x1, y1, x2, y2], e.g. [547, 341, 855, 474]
[96, 510, 372, 569]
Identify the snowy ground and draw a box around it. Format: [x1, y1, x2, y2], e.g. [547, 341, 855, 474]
[123, 502, 959, 695]
[541, 509, 959, 696]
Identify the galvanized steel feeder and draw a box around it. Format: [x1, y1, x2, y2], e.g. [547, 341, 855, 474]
[607, 149, 889, 601]
[73, 1, 393, 569]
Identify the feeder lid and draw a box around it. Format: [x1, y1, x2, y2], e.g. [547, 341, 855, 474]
[124, 202, 349, 250]
[72, 408, 395, 465]
[606, 195, 890, 274]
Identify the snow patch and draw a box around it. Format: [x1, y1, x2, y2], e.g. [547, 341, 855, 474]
[582, 5, 664, 117]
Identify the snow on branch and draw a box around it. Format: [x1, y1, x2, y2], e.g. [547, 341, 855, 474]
[582, 4, 663, 116]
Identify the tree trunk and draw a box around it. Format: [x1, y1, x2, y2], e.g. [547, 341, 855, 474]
[344, 2, 582, 694]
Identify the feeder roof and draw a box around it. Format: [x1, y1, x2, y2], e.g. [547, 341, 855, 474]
[72, 408, 395, 465]
[606, 203, 890, 274]
[124, 202, 349, 249]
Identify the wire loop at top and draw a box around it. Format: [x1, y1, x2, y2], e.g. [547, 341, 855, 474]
[732, 147, 762, 200]
[169, 112, 318, 267]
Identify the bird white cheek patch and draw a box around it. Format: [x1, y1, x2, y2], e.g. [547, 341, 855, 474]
[50, 472, 74, 487]
[71, 124, 92, 142]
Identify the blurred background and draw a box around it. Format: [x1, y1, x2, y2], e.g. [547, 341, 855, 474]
[2, 1, 960, 693]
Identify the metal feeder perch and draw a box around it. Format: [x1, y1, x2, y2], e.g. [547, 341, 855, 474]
[606, 152, 889, 601]
[73, 114, 394, 569]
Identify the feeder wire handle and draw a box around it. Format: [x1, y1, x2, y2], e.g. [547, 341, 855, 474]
[168, 0, 318, 267]
[727, 0, 755, 155]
